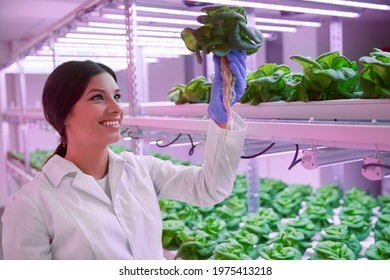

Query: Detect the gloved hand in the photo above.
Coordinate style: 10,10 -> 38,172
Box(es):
208,49 -> 247,124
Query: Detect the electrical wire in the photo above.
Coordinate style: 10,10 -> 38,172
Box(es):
288,144 -> 302,170
362,163 -> 390,170
241,143 -> 275,159
120,128 -> 142,139
155,133 -> 197,156
155,133 -> 182,147
187,134 -> 196,156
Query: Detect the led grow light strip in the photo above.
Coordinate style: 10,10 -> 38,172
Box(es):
77,26 -> 126,34
57,37 -> 189,48
255,18 -> 321,27
66,33 -> 125,41
65,33 -> 187,44
256,25 -> 296,32
134,6 -> 202,17
6,56 -> 130,73
103,14 -> 201,25
57,37 -> 126,45
77,26 -> 182,38
192,0 -> 360,18
303,0 -> 390,11
89,22 -> 185,33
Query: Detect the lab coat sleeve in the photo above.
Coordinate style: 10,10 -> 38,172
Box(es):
2,191 -> 52,260
146,112 -> 247,207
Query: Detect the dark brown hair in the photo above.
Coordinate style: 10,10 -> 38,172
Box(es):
42,60 -> 117,159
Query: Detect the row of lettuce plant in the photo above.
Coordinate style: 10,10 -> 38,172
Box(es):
159,168 -> 390,260
8,149 -> 390,259
168,48 -> 390,104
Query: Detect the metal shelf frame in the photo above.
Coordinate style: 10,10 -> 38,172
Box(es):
5,98 -> 390,153
126,98 -> 390,152
140,99 -> 390,121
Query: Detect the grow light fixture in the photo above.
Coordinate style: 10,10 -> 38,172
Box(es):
134,6 -> 202,17
255,18 -> 321,27
77,27 -> 182,38
64,33 -> 184,46
300,148 -> 383,170
57,37 -> 126,45
191,0 -> 360,18
137,16 -> 200,25
256,25 -> 297,32
103,14 -> 200,26
76,26 -> 126,35
58,36 -> 183,47
89,22 -> 185,33
5,56 -> 130,73
65,33 -> 125,41
88,22 -> 125,29
303,0 -> 390,11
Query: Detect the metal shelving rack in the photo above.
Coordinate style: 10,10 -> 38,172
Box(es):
133,99 -> 390,152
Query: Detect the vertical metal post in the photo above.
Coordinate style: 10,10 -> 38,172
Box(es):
0,69 -> 9,206
330,17 -> 343,54
52,36 -> 59,69
17,62 -> 30,172
246,158 -> 260,213
124,0 -> 140,154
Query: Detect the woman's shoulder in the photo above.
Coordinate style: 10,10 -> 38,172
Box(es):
5,172 -> 51,206
112,150 -> 149,163
111,150 -> 161,172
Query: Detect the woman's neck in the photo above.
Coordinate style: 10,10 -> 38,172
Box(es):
64,144 -> 109,180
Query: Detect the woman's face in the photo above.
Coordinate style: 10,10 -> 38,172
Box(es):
65,72 -> 124,149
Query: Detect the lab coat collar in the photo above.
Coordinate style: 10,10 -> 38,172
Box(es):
42,154 -> 79,188
42,149 -> 126,203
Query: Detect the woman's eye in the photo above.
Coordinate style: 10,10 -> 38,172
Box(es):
114,94 -> 122,101
91,94 -> 104,101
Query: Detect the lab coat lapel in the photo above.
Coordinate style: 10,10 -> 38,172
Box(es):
107,149 -> 125,201
72,172 -> 112,205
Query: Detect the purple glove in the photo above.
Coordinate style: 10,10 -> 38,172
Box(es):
207,49 -> 247,124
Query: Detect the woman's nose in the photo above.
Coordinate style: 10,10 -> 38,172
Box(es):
107,96 -> 123,114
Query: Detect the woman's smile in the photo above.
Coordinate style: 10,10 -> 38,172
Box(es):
100,119 -> 121,128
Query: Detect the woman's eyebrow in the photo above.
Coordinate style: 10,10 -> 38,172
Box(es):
86,88 -> 105,95
86,88 -> 120,96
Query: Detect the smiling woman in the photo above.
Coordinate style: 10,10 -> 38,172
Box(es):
1,55 -> 248,260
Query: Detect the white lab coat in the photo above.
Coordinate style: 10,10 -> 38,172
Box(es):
2,114 -> 247,259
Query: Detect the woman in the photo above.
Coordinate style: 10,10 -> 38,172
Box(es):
2,50 -> 247,259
